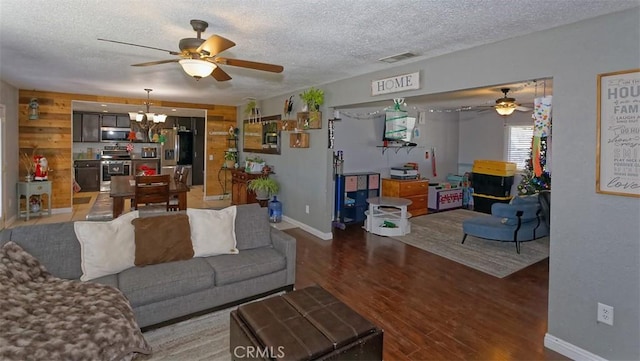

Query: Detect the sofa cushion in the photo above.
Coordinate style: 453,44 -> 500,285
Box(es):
187,206 -> 239,257
234,204 -> 272,250
118,258 -> 215,307
74,211 -> 139,281
0,222 -> 82,280
131,213 -> 194,266
90,274 -> 119,289
204,247 -> 286,286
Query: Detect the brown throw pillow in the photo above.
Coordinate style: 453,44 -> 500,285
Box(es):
131,213 -> 194,267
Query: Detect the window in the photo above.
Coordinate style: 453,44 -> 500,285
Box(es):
507,125 -> 533,170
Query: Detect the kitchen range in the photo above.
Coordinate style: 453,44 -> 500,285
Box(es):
100,145 -> 132,191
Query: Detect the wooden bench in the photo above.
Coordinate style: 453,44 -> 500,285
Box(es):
85,192 -> 113,221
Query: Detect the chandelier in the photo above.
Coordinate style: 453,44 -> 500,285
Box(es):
128,89 -> 167,130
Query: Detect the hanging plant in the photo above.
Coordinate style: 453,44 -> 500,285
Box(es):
300,87 -> 324,111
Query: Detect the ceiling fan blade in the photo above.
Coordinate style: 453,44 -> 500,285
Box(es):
215,57 -> 284,73
211,66 -> 232,81
132,59 -> 180,67
196,35 -> 236,56
516,105 -> 532,112
98,38 -> 180,55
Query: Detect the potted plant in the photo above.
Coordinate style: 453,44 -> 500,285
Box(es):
247,177 -> 279,200
224,151 -> 236,168
299,87 -> 324,129
300,87 -> 324,111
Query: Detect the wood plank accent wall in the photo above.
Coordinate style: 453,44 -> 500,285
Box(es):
18,90 -> 236,209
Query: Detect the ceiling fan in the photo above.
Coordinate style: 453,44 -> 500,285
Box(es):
98,19 -> 284,81
489,88 -> 532,116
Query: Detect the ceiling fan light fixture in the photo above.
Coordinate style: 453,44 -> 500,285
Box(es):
128,112 -> 139,121
136,113 -> 145,122
179,59 -> 216,79
495,103 -> 517,116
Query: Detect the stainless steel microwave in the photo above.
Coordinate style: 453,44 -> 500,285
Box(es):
101,127 -> 130,142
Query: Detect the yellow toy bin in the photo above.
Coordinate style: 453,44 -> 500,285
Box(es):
472,160 -> 517,176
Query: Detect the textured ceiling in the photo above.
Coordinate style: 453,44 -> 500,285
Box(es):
1,0 -> 638,111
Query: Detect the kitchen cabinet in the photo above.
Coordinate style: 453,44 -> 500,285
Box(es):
231,170 -> 266,206
74,160 -> 100,192
73,112 -> 100,142
381,178 -> 429,216
101,114 -> 131,128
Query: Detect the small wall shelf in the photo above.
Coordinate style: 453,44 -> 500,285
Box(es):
297,111 -> 322,129
290,132 -> 310,148
376,144 -> 416,155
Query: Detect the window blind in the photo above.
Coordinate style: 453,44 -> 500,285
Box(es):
507,125 -> 534,170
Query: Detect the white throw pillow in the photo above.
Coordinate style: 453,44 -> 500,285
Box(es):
187,207 -> 239,257
74,211 -> 139,281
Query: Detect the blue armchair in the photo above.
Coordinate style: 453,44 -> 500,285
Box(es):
462,195 -> 548,253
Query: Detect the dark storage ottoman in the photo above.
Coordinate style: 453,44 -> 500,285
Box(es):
230,286 -> 383,361
471,173 -> 515,197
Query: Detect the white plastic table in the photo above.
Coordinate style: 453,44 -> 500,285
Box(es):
364,197 -> 412,236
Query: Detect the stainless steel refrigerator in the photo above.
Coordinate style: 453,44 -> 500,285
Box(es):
160,128 -> 193,186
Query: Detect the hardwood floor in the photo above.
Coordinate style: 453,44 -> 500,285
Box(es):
8,192 -> 566,359
287,223 -> 567,361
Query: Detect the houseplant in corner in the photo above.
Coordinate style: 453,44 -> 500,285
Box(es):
224,152 -> 237,168
299,87 -> 324,129
247,177 -> 279,200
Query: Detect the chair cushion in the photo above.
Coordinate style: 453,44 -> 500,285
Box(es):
118,258 -> 214,307
463,214 -> 547,241
491,202 -> 540,225
203,247 -> 285,286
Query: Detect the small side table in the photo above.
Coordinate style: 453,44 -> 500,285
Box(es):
17,181 -> 52,221
364,196 -> 412,236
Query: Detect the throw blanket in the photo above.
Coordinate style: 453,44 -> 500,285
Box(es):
0,242 -> 151,361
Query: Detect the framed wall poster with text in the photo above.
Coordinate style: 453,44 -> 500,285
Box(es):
596,68 -> 640,197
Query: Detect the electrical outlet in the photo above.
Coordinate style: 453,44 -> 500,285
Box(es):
305,205 -> 310,214
597,302 -> 614,326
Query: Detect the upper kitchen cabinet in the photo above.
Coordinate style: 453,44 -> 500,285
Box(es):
73,112 -> 100,142
101,114 -> 131,128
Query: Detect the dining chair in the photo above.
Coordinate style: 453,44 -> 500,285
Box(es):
168,166 -> 190,211
133,174 -> 171,213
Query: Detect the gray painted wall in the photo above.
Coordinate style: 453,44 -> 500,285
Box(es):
0,80 -> 19,226
334,108 -> 458,181
255,9 -> 640,359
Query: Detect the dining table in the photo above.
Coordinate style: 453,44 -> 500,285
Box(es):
109,175 -> 189,218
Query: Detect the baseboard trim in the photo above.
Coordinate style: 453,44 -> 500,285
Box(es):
544,333 -> 607,361
282,215 -> 333,240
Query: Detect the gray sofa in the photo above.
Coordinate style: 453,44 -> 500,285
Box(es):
0,203 -> 296,329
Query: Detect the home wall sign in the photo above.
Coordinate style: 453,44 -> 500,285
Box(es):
596,68 -> 640,197
371,72 -> 420,96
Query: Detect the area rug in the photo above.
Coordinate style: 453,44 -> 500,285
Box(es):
390,209 -> 549,278
73,196 -> 92,204
140,292 -> 285,360
140,308 -> 231,361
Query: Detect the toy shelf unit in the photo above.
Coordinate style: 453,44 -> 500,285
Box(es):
334,172 -> 380,228
364,197 -> 412,237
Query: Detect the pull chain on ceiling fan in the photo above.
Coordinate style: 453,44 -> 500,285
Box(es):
98,19 -> 283,81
